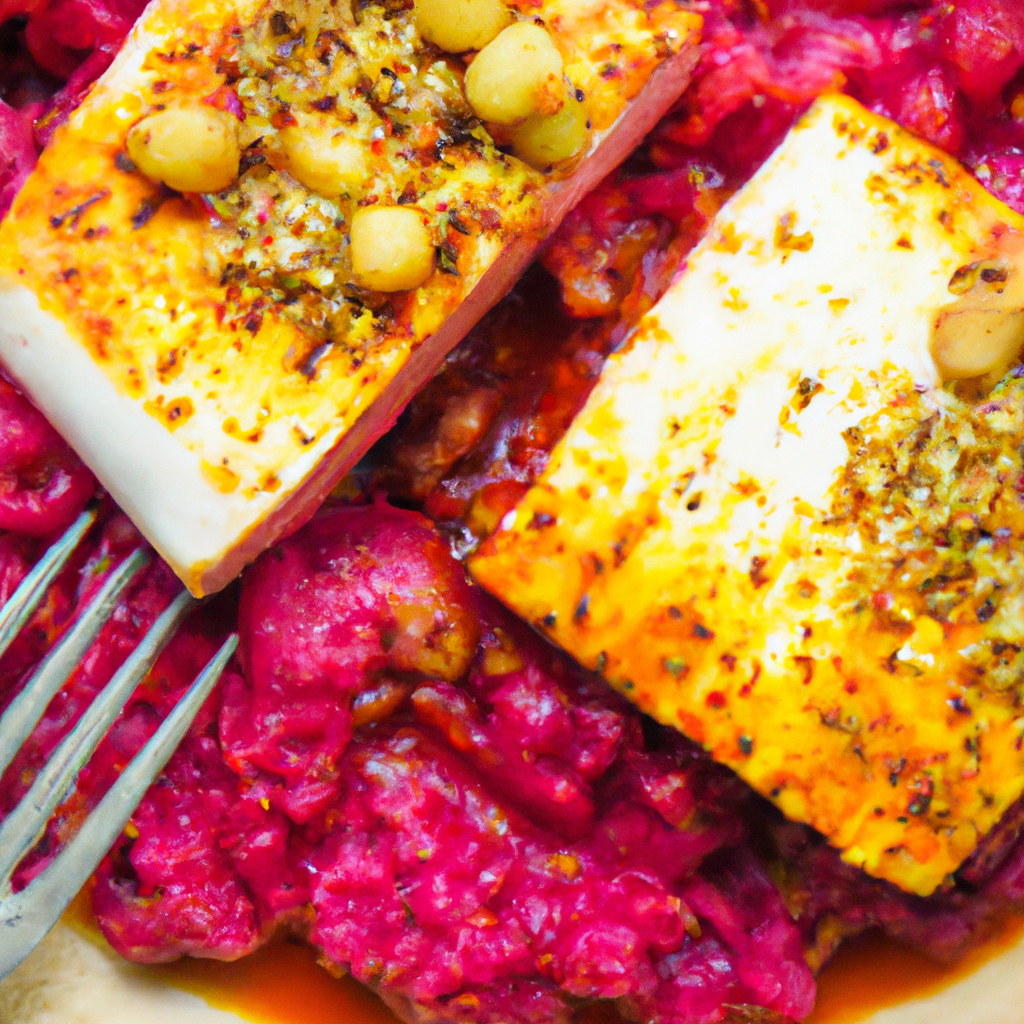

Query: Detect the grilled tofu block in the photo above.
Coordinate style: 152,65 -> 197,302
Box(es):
0,0 -> 700,596
470,93 -> 1024,896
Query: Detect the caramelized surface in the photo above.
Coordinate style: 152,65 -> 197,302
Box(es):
471,95 -> 1024,895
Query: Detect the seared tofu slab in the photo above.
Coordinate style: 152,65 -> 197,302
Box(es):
0,0 -> 700,595
471,94 -> 1024,896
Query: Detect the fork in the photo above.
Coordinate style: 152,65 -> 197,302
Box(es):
0,505 -> 238,980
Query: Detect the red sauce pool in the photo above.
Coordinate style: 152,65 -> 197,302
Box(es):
65,890 -> 1024,1024
806,915 -> 1024,1024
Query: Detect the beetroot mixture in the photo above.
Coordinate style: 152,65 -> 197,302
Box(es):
6,1 -> 1024,1023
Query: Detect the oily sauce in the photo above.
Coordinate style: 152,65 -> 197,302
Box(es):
805,914 -> 1024,1024
162,918 -> 1024,1024
65,889 -> 1024,1024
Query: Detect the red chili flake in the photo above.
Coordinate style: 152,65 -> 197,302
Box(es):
204,86 -> 246,120
262,235 -> 274,246
479,209 -> 501,231
271,107 -> 297,129
793,656 -> 814,686
436,201 -> 449,212
720,653 -> 737,672
705,691 -> 727,709
871,591 -> 893,610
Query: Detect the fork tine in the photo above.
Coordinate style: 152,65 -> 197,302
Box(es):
0,590 -> 196,887
0,547 -> 149,780
0,507 -> 97,664
0,633 -> 238,981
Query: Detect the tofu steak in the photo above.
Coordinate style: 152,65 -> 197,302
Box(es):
471,94 -> 1024,897
0,0 -> 700,595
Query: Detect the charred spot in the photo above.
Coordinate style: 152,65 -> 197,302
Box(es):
574,594 -> 590,621
270,10 -> 293,35
397,181 -> 419,204
240,147 -> 268,173
271,102 -> 297,129
49,190 -> 110,230
437,240 -> 460,276
131,192 -> 169,230
927,158 -> 951,188
692,623 -> 714,640
447,209 -> 471,236
947,695 -> 972,715
354,0 -> 414,21
793,656 -> 814,686
749,556 -> 770,589
300,341 -> 333,379
216,55 -> 241,82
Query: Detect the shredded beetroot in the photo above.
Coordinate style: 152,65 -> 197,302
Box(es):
0,100 -> 35,218
650,0 -> 1024,211
0,377 -> 94,536
90,503 -> 816,1024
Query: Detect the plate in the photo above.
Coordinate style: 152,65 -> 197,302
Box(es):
4,919 -> 1024,1024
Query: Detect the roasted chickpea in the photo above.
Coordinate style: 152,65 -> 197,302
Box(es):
278,125 -> 369,196
465,21 -> 565,126
415,0 -> 511,53
509,87 -> 590,169
350,206 -> 435,292
932,308 -> 1024,380
932,266 -> 1024,382
126,106 -> 240,194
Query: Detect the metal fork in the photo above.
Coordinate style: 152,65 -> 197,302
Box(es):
0,506 -> 238,980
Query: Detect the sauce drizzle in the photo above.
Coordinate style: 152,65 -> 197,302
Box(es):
66,890 -> 1024,1024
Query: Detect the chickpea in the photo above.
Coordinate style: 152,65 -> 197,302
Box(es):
509,87 -> 590,170
932,265 -> 1024,382
932,308 -> 1024,381
126,106 -> 240,194
278,125 -> 369,197
465,21 -> 565,126
415,0 -> 511,53
350,206 -> 436,292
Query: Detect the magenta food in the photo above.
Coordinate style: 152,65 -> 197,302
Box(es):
6,0 -> 1024,1022
2,467 -> 1024,1023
